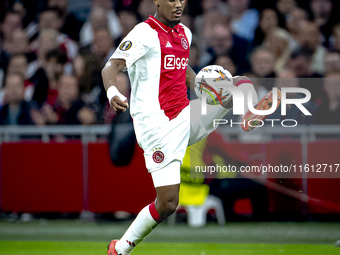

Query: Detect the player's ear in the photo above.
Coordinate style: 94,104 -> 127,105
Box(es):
153,0 -> 160,7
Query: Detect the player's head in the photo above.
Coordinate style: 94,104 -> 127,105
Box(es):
153,0 -> 185,27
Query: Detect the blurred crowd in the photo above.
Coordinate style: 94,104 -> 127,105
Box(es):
0,0 -> 340,126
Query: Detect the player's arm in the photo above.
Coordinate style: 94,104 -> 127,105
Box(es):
186,65 -> 196,91
102,59 -> 128,112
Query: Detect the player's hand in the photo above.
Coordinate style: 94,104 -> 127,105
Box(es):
110,96 -> 129,113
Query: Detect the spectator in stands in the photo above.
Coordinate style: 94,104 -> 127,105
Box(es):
228,0 -> 259,42
249,47 -> 276,90
275,0 -> 296,28
42,75 -> 96,125
287,46 -> 326,105
30,8 -> 78,62
78,28 -> 114,109
27,28 -> 59,79
200,24 -> 250,74
253,9 -> 279,48
116,9 -> 140,46
79,0 -> 122,47
285,7 -> 308,50
30,48 -> 68,107
330,23 -> 340,53
215,56 -> 236,76
273,69 -> 317,124
1,11 -> 23,52
6,29 -> 29,56
264,28 -> 292,73
195,0 -> 228,53
0,11 -> 23,83
48,0 -> 84,42
324,52 -> 340,72
250,47 -> 276,88
0,73 -> 42,125
310,0 -> 336,48
298,21 -> 327,75
6,54 -> 34,103
314,70 -> 340,124
188,40 -> 201,74
137,0 -> 156,21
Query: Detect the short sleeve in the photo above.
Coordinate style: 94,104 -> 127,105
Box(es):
110,23 -> 150,68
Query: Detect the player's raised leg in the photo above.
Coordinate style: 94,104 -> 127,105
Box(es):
107,161 -> 181,255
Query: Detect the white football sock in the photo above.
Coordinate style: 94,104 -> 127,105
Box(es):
115,202 -> 161,255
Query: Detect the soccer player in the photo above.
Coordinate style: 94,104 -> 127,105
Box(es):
102,1 -> 273,254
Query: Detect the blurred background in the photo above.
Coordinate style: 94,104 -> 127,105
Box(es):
0,0 -> 340,247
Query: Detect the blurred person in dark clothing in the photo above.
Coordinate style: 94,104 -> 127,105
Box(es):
48,0 -> 84,42
298,21 -> 327,75
201,24 -> 251,74
116,9 -> 140,46
77,28 -> 114,113
41,75 -> 95,125
314,70 -> 340,124
250,47 -> 276,90
275,0 -> 296,28
30,48 -> 68,107
0,72 -> 42,126
1,11 -> 23,51
253,8 -> 279,48
29,8 -> 78,62
79,0 -> 122,47
215,56 -> 236,76
287,46 -> 326,105
271,69 -> 317,124
0,11 -> 23,77
6,54 -> 35,103
228,0 -> 259,42
285,7 -> 308,50
137,0 -> 156,21
331,23 -> 340,53
310,0 -> 337,48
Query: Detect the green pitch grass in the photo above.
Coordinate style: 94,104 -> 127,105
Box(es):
0,241 -> 339,255
0,220 -> 339,254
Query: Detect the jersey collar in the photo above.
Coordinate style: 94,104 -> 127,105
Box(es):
148,16 -> 180,33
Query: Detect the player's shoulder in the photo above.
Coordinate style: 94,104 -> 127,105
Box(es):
179,23 -> 192,45
179,23 -> 192,35
131,22 -> 156,34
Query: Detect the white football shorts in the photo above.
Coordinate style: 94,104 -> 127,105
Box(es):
134,99 -> 231,187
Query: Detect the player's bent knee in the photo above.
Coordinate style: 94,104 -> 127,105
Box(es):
155,194 -> 179,218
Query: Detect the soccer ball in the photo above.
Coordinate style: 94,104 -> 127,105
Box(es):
194,65 -> 233,106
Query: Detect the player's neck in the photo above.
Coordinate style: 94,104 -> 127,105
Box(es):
154,13 -> 179,29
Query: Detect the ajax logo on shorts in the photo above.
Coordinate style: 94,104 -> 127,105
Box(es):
152,148 -> 164,163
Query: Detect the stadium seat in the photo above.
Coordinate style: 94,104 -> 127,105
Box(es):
168,195 -> 226,228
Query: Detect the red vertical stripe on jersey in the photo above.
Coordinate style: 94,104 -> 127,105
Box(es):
145,17 -> 190,120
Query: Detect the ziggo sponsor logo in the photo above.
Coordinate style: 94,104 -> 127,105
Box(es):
164,55 -> 189,70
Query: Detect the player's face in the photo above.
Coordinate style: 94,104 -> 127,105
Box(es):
154,0 -> 185,26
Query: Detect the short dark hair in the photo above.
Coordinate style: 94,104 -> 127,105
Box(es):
45,48 -> 68,64
1,10 -> 22,24
291,46 -> 314,59
39,7 -> 63,19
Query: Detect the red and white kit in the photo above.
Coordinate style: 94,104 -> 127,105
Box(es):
110,16 -> 229,183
